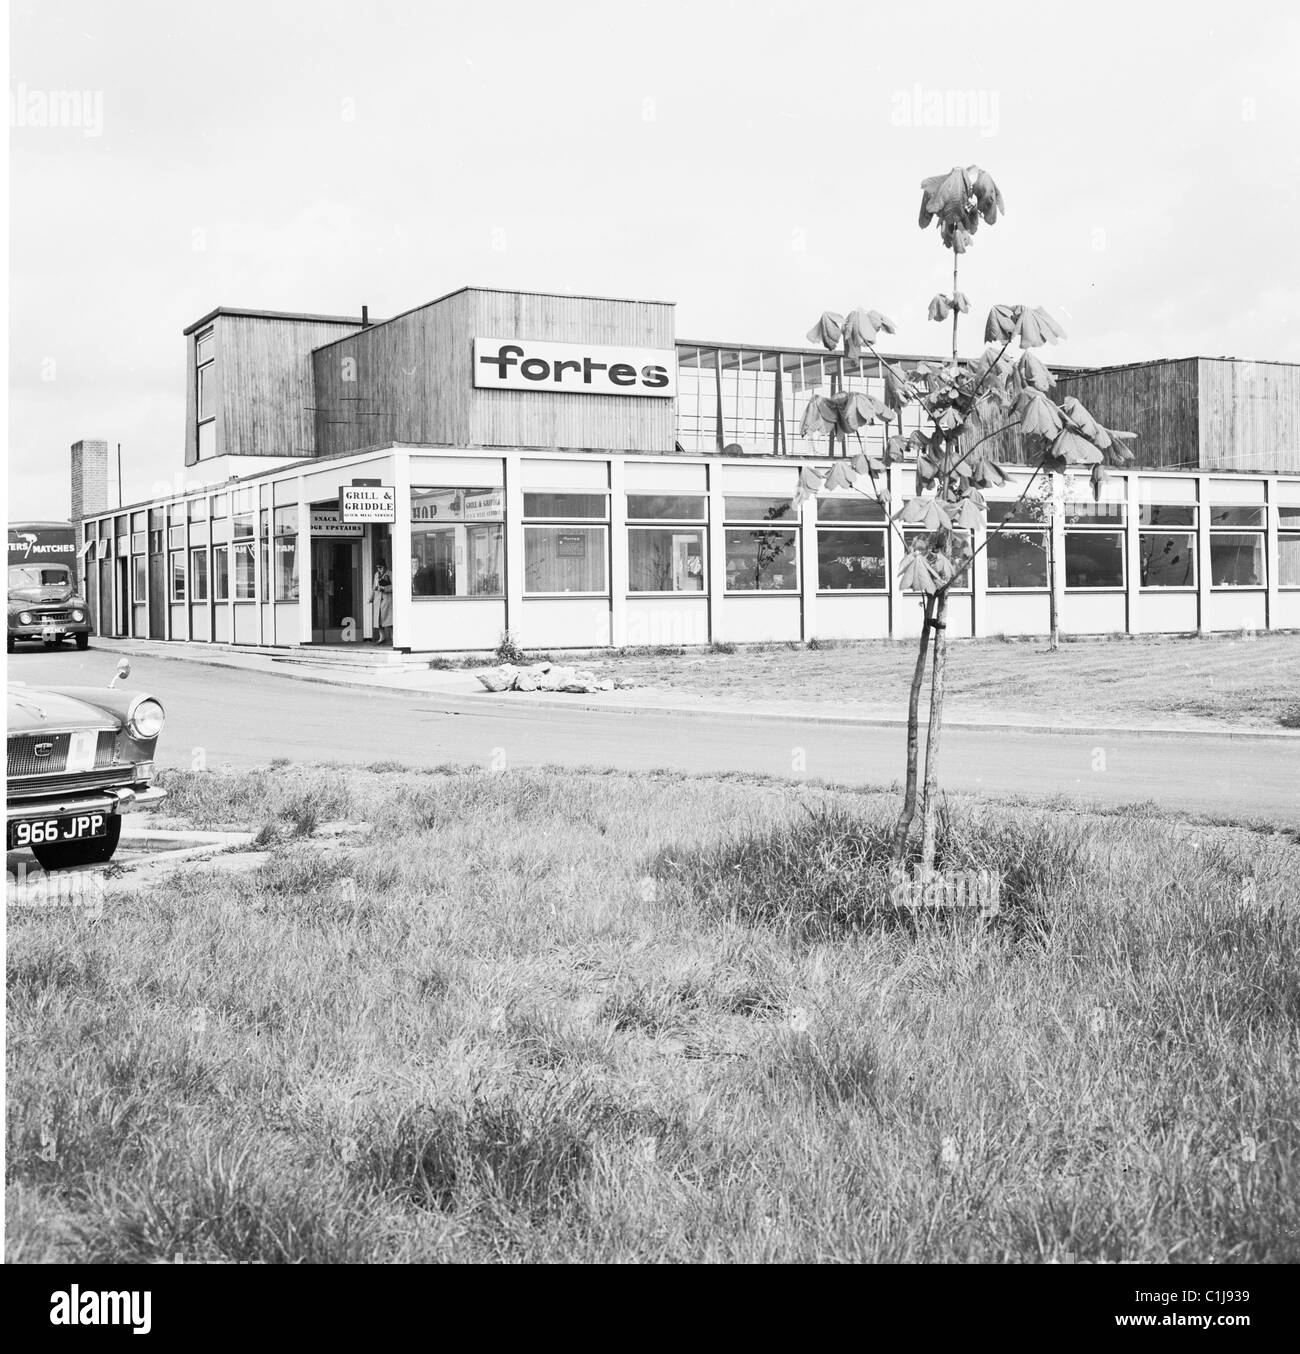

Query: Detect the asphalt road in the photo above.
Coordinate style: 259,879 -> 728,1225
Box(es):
9,646 -> 1298,826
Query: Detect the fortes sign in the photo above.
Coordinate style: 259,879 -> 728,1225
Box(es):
473,337 -> 676,397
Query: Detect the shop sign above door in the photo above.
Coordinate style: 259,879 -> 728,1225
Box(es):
339,481 -> 395,523
473,338 -> 676,397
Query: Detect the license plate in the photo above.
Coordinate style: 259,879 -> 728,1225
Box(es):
8,812 -> 109,850
41,624 -> 63,638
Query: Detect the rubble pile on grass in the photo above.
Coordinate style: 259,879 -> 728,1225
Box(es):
475,661 -> 641,694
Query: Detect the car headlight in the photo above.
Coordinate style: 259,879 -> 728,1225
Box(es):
126,696 -> 166,740
71,609 -> 85,622
19,611 -> 33,624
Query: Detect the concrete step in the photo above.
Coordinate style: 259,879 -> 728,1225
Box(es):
271,646 -> 435,672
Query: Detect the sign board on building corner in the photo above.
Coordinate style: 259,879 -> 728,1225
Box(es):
473,337 -> 677,397
339,482 -> 395,523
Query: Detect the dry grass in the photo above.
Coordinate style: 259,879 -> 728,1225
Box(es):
7,765 -> 1298,1262
506,632 -> 1300,730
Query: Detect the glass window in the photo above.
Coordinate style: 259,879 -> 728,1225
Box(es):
628,527 -> 707,592
725,495 -> 795,523
987,499 -> 1044,526
524,526 -> 607,594
522,492 -> 607,520
233,542 -> 256,599
725,529 -> 798,591
1139,532 -> 1196,587
195,329 -> 213,366
410,523 -> 505,597
170,552 -> 186,601
411,487 -> 505,523
211,492 -> 228,520
627,494 -> 706,521
259,509 -> 269,539
273,505 -> 300,535
130,511 -> 146,532
1139,504 -> 1196,527
190,547 -> 209,601
411,488 -> 505,598
188,496 -> 208,522
1209,533 -> 1264,587
1065,503 -> 1125,526
197,365 -> 215,422
233,512 -> 254,539
168,525 -> 186,550
1065,531 -> 1125,588
816,497 -> 886,523
273,536 -> 299,602
132,555 -> 147,602
131,532 -> 146,555
901,529 -> 973,593
197,422 -> 216,459
1278,506 -> 1300,525
149,507 -> 165,532
987,530 -> 1048,589
213,545 -> 230,601
1209,505 -> 1264,529
817,527 -> 886,591
1279,533 -> 1300,588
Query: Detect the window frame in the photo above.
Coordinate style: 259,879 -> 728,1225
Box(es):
189,546 -> 209,602
626,524 -> 709,595
213,544 -> 230,602
169,551 -> 186,602
195,326 -> 215,457
411,487 -> 507,599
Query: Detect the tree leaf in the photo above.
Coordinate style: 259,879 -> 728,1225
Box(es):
1050,428 -> 1104,464
928,294 -> 952,323
799,465 -> 825,492
1016,388 -> 1065,438
800,395 -> 833,441
952,291 -> 971,313
806,311 -> 844,350
899,549 -> 938,594
823,461 -> 855,492
1017,350 -> 1056,392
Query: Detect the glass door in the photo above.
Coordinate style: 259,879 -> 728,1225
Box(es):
310,539 -> 361,643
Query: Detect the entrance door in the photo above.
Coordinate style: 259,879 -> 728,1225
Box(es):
148,555 -> 166,639
116,558 -> 128,636
311,539 -> 361,643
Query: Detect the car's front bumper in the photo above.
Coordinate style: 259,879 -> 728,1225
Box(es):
6,784 -> 167,825
8,620 -> 92,642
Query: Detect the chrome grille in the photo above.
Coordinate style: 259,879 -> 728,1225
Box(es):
31,610 -> 73,623
8,729 -> 118,778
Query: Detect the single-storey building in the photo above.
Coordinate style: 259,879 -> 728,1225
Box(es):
71,287 -> 1300,651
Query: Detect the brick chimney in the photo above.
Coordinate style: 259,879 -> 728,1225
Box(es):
70,439 -> 113,522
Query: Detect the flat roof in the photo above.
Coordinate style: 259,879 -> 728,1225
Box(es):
310,285 -> 677,353
182,307 -> 374,337
1061,355 -> 1300,377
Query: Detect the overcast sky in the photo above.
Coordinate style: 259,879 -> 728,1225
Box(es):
8,0 -> 1299,517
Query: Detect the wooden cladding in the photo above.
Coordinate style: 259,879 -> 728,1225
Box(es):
218,315 -> 365,459
1198,359 -> 1300,473
311,288 -> 676,457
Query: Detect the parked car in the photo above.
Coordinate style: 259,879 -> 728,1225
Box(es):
7,659 -> 165,869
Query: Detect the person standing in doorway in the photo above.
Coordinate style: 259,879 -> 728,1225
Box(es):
369,557 -> 393,645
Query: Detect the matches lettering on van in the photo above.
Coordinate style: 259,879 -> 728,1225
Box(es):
473,338 -> 676,397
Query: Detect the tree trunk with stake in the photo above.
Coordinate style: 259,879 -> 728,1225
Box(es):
890,590 -> 936,868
